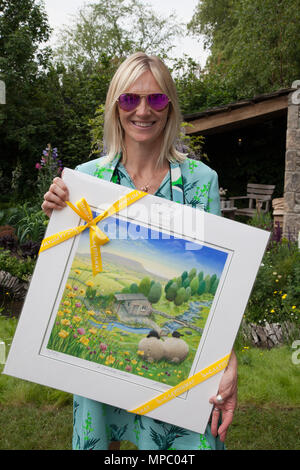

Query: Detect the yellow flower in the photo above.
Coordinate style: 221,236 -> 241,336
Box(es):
74,269 -> 81,275
89,328 -> 97,335
137,350 -> 144,356
73,316 -> 82,323
282,294 -> 287,299
124,351 -> 130,356
119,361 -> 123,366
79,289 -> 85,295
270,309 -> 275,313
105,355 -> 115,365
275,279 -> 279,283
61,318 -> 70,326
138,372 -> 144,376
87,310 -> 95,316
57,310 -> 64,317
58,330 -> 69,339
79,336 -> 89,346
273,291 -> 278,294
66,284 -> 72,290
292,305 -> 296,309
63,300 -> 70,306
105,310 -> 113,315
64,308 -> 71,314
102,325 -> 107,329
99,354 -> 105,359
131,359 -> 137,365
85,280 -> 94,287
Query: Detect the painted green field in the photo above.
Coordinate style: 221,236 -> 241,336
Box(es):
47,256 -> 214,387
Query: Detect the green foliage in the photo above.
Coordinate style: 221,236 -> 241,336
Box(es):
7,203 -> 48,244
188,0 -> 300,98
197,280 -> 206,296
247,210 -> 273,232
55,0 -> 183,68
174,286 -> 186,306
147,282 -> 162,304
245,240 -> 300,325
129,283 -> 139,293
0,249 -> 35,281
190,276 -> 199,295
165,282 -> 178,301
139,277 -> 151,296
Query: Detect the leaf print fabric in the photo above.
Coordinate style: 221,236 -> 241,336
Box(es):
72,155 -> 223,450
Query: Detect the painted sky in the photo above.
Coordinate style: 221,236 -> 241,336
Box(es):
76,216 -> 228,280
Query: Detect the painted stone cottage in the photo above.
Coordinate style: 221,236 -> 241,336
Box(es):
114,293 -> 152,317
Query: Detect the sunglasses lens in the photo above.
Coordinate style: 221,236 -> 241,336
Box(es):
148,94 -> 169,110
118,93 -> 140,111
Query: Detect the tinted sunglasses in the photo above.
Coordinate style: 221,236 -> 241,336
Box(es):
117,93 -> 170,112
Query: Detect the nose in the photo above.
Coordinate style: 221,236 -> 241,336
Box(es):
135,96 -> 151,116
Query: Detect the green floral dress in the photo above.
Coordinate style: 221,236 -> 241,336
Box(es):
72,155 -> 223,450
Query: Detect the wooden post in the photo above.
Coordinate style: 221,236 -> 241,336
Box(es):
0,81 -> 5,104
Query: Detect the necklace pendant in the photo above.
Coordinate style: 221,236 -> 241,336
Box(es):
140,185 -> 149,192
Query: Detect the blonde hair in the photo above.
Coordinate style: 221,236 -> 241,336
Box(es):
103,52 -> 187,166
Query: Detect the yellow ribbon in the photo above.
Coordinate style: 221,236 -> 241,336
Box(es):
39,190 -> 147,275
128,353 -> 230,415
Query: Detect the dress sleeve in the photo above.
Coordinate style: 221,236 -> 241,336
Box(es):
207,170 -> 221,216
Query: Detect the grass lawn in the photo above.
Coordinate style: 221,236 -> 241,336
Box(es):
1,316 -> 299,450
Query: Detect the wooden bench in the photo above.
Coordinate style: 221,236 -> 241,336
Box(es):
229,183 -> 275,218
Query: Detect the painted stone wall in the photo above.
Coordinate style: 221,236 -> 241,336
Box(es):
283,87 -> 300,241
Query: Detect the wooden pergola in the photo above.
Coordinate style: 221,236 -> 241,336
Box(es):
184,89 -> 290,136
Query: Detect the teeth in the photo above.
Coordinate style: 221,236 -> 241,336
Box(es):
133,122 -> 154,127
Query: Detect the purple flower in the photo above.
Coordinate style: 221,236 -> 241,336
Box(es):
35,163 -> 42,170
75,302 -> 81,308
77,328 -> 85,335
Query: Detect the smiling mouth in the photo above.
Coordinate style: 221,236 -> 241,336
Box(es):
131,121 -> 155,128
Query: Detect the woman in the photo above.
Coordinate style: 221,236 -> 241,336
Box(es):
42,52 -> 238,450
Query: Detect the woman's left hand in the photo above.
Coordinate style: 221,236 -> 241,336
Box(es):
209,350 -> 238,442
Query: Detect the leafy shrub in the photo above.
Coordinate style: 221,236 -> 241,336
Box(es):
7,203 -> 48,244
245,240 -> 300,325
0,249 -> 35,281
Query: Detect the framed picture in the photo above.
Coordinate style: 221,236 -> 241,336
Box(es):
3,168 -> 269,433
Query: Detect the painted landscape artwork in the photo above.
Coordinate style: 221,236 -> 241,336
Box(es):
47,213 -> 228,387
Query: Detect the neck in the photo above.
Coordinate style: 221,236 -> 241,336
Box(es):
122,137 -> 167,175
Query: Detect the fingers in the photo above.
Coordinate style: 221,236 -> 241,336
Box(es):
41,177 -> 69,218
217,410 -> 234,442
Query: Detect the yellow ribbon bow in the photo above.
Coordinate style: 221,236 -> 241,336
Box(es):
39,190 -> 147,275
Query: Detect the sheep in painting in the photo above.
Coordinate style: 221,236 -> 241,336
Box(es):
138,330 -> 165,363
163,331 -> 189,364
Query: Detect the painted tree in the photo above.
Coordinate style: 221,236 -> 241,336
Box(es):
147,282 -> 162,304
139,277 -> 151,296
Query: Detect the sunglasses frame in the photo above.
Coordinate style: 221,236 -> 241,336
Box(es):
117,93 -> 171,112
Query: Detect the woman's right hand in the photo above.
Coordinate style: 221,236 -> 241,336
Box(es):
41,177 -> 70,218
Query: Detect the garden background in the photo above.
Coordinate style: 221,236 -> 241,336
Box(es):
0,0 -> 300,450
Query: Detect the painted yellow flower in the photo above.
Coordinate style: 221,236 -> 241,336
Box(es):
64,308 -> 71,314
131,359 -> 137,365
79,336 -> 89,346
74,269 -> 81,275
57,310 -> 64,317
137,350 -> 144,356
58,330 -> 69,339
124,351 -> 130,356
89,328 -> 97,335
99,354 -> 105,359
73,316 -> 82,323
61,318 -> 70,326
102,325 -> 107,329
66,284 -> 72,290
105,310 -> 113,315
87,310 -> 95,316
79,289 -> 85,295
119,361 -> 123,366
105,355 -> 115,365
138,372 -> 144,376
63,300 -> 70,306
86,280 -> 94,287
